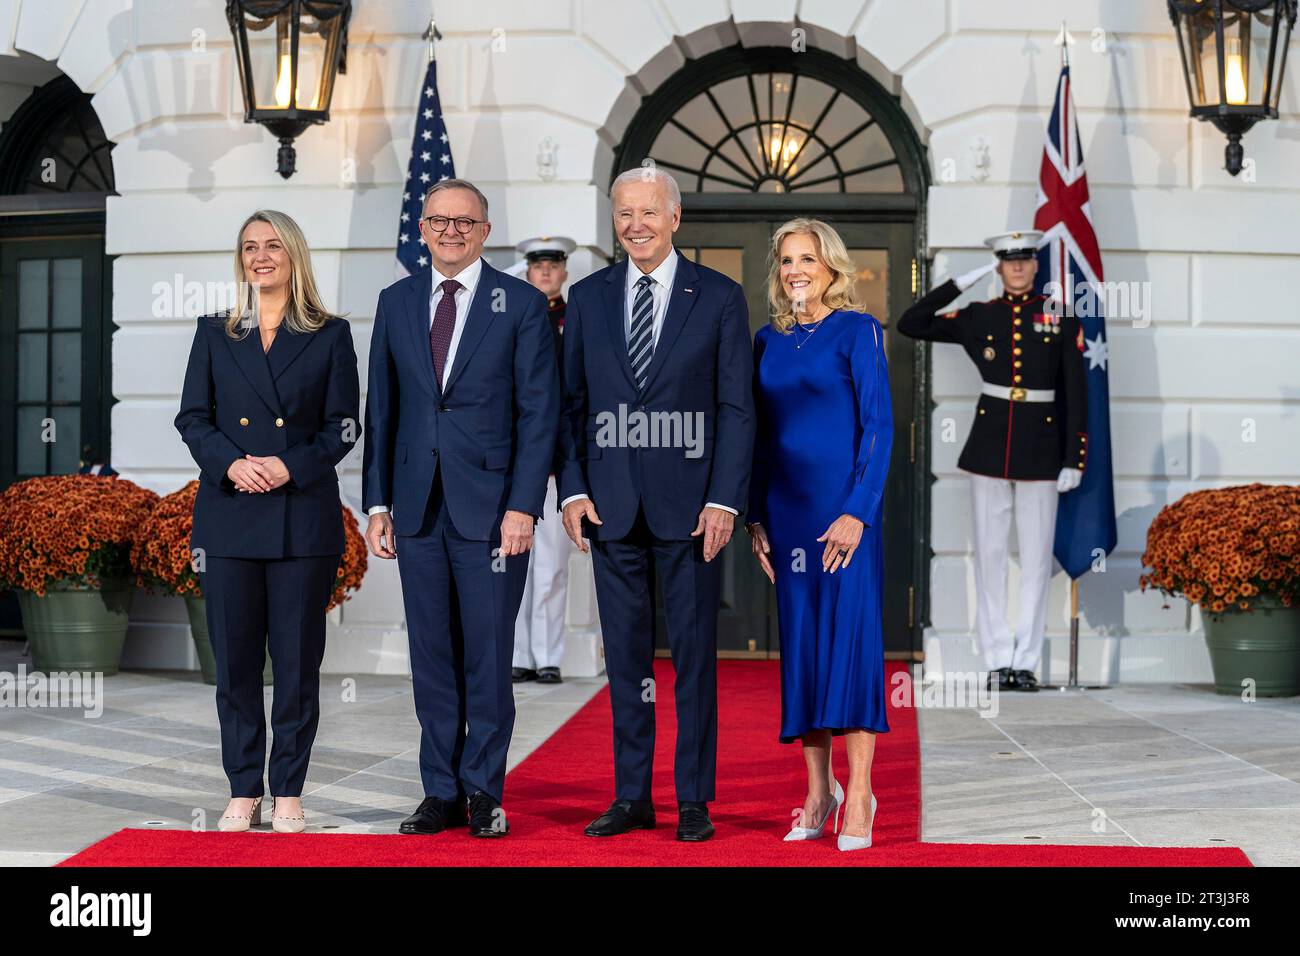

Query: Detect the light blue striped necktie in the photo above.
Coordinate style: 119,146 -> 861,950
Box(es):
628,274 -> 655,389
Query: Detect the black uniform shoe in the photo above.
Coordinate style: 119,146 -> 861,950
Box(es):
467,791 -> 508,837
676,802 -> 715,842
535,666 -> 562,684
986,667 -> 1015,691
399,796 -> 462,834
1012,669 -> 1040,692
512,667 -> 538,683
584,799 -> 656,836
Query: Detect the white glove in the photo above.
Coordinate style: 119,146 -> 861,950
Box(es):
1056,467 -> 1082,493
954,260 -> 997,292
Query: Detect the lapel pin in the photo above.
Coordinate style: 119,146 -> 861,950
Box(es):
683,288 -> 693,293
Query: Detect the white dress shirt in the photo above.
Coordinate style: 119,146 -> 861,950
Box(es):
368,257 -> 483,517
561,247 -> 737,517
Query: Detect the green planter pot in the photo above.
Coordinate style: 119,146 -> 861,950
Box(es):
184,596 -> 273,687
17,578 -> 134,675
1203,597 -> 1300,697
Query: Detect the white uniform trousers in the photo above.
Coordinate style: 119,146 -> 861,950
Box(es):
969,473 -> 1059,673
513,476 -> 571,670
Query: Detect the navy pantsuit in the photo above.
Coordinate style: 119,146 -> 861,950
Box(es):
361,259 -> 559,804
175,313 -> 360,798
558,253 -> 755,803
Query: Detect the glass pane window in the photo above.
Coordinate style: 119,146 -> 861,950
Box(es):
645,68 -> 903,194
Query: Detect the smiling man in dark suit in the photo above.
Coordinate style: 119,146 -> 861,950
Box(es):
362,179 -> 559,838
558,166 -> 755,842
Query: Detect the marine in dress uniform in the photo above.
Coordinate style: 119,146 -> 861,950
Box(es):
509,236 -> 577,684
896,231 -> 1087,691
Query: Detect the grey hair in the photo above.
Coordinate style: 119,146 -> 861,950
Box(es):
423,178 -> 490,219
610,165 -> 681,210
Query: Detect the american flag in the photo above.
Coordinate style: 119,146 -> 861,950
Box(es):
396,57 -> 455,276
1033,63 -> 1117,580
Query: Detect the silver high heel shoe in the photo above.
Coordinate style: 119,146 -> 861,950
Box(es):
271,797 -> 306,834
784,777 -> 844,841
837,793 -> 877,852
217,796 -> 262,832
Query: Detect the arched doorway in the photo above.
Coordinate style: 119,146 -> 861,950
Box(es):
0,68 -> 116,641
613,46 -> 929,659
0,72 -> 116,488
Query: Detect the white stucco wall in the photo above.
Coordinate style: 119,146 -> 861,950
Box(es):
2,0 -> 1296,681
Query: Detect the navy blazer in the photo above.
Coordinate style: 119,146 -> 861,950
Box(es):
361,259 -> 560,540
175,313 -> 361,559
557,253 -> 756,541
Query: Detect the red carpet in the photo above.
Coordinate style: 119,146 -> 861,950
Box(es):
60,661 -> 1249,866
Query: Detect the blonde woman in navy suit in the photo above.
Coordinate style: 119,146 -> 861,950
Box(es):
175,210 -> 360,834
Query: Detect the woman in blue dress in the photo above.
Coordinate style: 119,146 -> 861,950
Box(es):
747,218 -> 893,852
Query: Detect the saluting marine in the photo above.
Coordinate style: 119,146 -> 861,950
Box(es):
509,236 -> 577,684
897,230 -> 1087,692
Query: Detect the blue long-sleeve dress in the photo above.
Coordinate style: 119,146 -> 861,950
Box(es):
750,310 -> 893,742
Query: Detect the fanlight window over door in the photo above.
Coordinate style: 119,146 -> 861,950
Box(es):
645,70 -> 903,194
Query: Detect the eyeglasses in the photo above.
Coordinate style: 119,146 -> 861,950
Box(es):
421,215 -> 486,235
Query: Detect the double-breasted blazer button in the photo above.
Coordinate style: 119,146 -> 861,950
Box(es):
275,417 -> 284,427
239,417 -> 249,426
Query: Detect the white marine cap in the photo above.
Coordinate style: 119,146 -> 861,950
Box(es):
515,235 -> 576,261
984,230 -> 1044,260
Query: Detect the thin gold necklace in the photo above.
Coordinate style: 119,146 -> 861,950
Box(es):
793,306 -> 832,349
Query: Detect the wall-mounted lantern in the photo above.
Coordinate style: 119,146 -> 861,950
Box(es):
1168,0 -> 1296,175
227,0 -> 352,179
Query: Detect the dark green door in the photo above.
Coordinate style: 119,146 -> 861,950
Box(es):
656,218 -> 919,658
0,237 -> 111,488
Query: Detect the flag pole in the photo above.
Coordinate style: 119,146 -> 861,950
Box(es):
1042,18 -> 1110,693
422,9 -> 442,62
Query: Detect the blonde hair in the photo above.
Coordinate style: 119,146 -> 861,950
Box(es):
766,218 -> 864,333
225,209 -> 331,338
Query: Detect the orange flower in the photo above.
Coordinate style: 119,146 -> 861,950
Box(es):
1140,483 -> 1300,614
0,475 -> 159,596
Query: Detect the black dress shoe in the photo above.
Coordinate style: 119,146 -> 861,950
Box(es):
535,666 -> 562,684
676,801 -> 714,842
512,667 -> 538,683
584,799 -> 655,837
399,795 -> 462,834
1012,669 -> 1040,692
467,791 -> 508,837
986,667 -> 1015,691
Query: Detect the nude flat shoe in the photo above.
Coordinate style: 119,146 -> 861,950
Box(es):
217,796 -> 262,832
271,797 -> 306,833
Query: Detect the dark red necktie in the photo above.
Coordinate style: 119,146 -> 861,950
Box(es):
429,278 -> 461,387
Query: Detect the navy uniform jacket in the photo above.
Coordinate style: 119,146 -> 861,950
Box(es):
175,313 -> 361,558
360,259 -> 560,540
896,279 -> 1087,481
556,254 -> 755,541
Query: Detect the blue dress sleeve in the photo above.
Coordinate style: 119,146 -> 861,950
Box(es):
842,315 -> 893,527
747,327 -> 769,526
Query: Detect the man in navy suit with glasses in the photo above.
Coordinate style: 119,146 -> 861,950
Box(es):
362,179 -> 559,838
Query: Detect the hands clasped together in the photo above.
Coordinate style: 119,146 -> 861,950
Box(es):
226,455 -> 290,493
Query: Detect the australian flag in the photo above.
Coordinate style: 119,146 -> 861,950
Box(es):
396,56 -> 455,276
1033,64 -> 1117,580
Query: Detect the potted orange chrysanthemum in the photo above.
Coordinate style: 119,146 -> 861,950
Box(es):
1140,483 -> 1300,696
0,475 -> 159,674
132,481 -> 369,685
